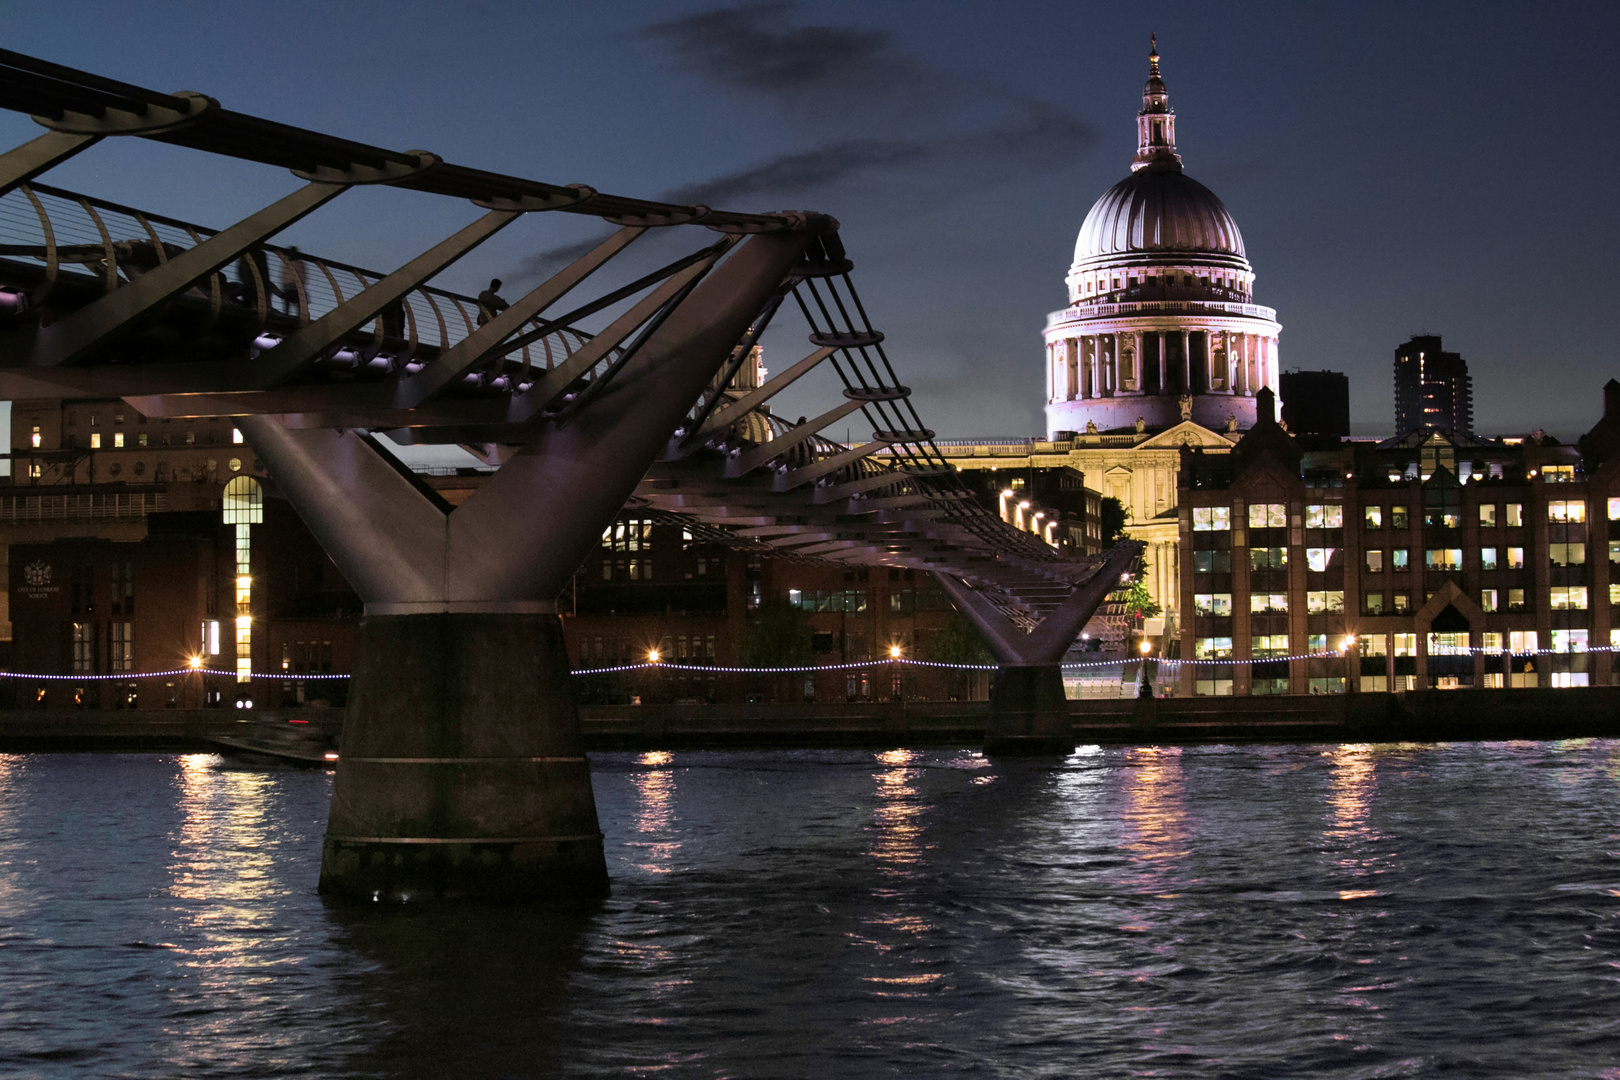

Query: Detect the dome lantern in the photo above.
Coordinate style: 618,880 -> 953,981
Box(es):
1133,34 -> 1182,173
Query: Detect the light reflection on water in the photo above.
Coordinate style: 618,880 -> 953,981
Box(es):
3,742 -> 1620,1077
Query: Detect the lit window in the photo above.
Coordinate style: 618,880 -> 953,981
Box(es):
1306,590 -> 1344,613
1505,503 -> 1522,526
1248,503 -> 1287,528
1305,504 -> 1343,528
1543,465 -> 1575,483
29,425 -> 40,448
1364,506 -> 1382,528
1550,586 -> 1589,610
1507,547 -> 1524,569
90,433 -> 101,449
1192,507 -> 1231,531
1250,593 -> 1288,613
1390,506 -> 1409,529
1479,503 -> 1497,526
1549,542 -> 1586,566
1306,547 -> 1336,572
1550,628 -> 1589,652
1507,588 -> 1526,610
113,432 -> 124,448
1610,497 -> 1620,521
1193,593 -> 1232,616
1481,589 -> 1498,613
1363,592 -> 1384,614
1365,550 -> 1383,572
1392,548 -> 1409,569
1548,500 -> 1586,523
1194,636 -> 1233,659
232,427 -> 244,444
138,433 -> 147,447
1252,634 -> 1289,658
1423,548 -> 1463,570
1509,630 -> 1537,652
1250,547 -> 1287,570
228,458 -> 242,472
1481,547 -> 1497,570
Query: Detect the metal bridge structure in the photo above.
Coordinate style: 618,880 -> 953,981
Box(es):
0,50 -> 1136,902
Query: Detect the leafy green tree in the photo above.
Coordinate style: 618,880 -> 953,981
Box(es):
1099,496 -> 1131,544
738,599 -> 813,665
1120,577 -> 1161,620
925,612 -> 994,665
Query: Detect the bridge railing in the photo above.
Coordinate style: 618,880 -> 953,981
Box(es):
0,182 -> 606,389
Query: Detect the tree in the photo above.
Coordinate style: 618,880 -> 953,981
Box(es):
1099,496 -> 1131,544
925,612 -> 995,700
1120,577 -> 1161,620
738,599 -> 813,701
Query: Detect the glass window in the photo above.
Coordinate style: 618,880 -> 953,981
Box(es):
1307,590 -> 1345,613
1505,503 -> 1522,527
1364,592 -> 1384,614
1194,637 -> 1233,659
1391,506 -> 1409,528
1393,633 -> 1418,656
1365,550 -> 1383,572
1543,465 -> 1575,483
1551,628 -> 1589,652
1481,547 -> 1497,570
1364,506 -> 1383,529
1479,503 -> 1497,526
1392,548 -> 1409,569
1250,547 -> 1287,570
1305,504 -> 1343,528
1393,591 -> 1412,612
1507,547 -> 1524,569
1610,497 -> 1620,521
1549,500 -> 1586,523
1250,593 -> 1288,613
1424,548 -> 1463,570
1508,588 -> 1526,610
1550,586 -> 1589,610
113,432 -> 124,448
1193,550 -> 1231,573
1194,593 -> 1232,616
1306,548 -> 1336,572
1549,542 -> 1586,566
1193,507 -> 1231,531
90,433 -> 101,449
1509,630 -> 1537,653
1252,634 -> 1290,658
1481,589 -> 1498,612
1246,503 -> 1287,528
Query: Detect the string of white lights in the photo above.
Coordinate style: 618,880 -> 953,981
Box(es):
0,668 -> 351,682
8,644 -> 1614,684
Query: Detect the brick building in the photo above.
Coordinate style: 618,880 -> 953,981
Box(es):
1177,384 -> 1620,695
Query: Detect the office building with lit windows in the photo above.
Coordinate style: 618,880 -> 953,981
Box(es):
1394,334 -> 1474,438
1176,383 -> 1620,696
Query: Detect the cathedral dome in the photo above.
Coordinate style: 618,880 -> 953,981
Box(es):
1073,168 -> 1246,265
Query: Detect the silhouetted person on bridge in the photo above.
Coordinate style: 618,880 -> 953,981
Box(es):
276,247 -> 306,317
477,278 -> 509,326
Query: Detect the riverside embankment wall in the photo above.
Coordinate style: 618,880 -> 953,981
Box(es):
3,688 -> 1619,752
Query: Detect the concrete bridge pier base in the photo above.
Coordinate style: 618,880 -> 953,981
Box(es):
983,664 -> 1073,756
934,543 -> 1142,758
318,610 -> 607,904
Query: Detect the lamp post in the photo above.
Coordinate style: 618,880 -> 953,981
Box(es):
1340,634 -> 1357,695
889,643 -> 903,701
1138,637 -> 1154,698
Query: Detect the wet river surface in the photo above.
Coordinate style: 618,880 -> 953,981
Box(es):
3,742 -> 1620,1077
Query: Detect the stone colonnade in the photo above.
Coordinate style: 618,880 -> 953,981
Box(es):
1046,328 -> 1277,405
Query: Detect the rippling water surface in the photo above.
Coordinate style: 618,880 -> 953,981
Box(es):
3,742 -> 1620,1077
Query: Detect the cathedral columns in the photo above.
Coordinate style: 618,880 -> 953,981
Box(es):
1065,337 -> 1079,401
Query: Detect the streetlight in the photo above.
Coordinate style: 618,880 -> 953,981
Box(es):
889,643 -> 902,659
647,648 -> 661,664
1138,637 -> 1154,698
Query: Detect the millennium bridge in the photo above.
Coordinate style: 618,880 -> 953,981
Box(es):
0,49 -> 1134,901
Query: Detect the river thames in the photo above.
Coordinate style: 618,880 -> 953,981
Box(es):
2,742 -> 1619,1077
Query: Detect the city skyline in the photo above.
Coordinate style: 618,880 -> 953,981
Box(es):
1,2 -> 1615,439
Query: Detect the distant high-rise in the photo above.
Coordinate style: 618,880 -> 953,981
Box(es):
1394,334 -> 1472,438
1279,369 -> 1350,437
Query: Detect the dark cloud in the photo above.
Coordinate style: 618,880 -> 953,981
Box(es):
640,2 -> 909,101
506,3 -> 1096,283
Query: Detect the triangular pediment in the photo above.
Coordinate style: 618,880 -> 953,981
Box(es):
1137,421 -> 1235,450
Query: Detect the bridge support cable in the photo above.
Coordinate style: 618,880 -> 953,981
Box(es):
231,225 -> 821,903
933,544 -> 1141,755
394,224 -> 646,406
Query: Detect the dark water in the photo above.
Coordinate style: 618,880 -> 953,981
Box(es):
3,743 -> 1620,1078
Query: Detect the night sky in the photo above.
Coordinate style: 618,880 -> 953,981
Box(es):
4,1 -> 1617,439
